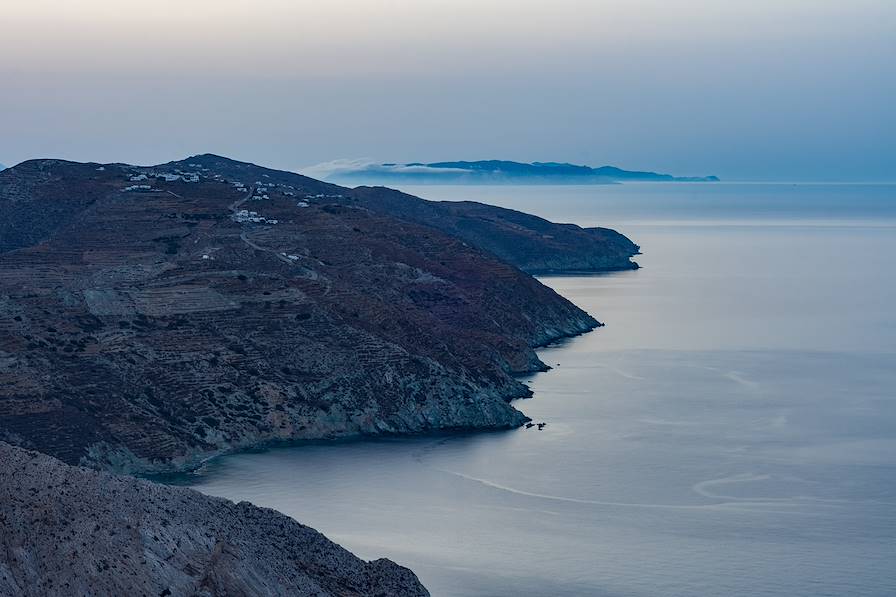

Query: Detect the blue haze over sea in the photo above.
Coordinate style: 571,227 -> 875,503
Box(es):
174,183 -> 896,596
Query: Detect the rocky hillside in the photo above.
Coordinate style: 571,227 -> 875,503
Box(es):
170,154 -> 641,273
0,441 -> 429,597
0,155 -> 613,473
345,186 -> 640,273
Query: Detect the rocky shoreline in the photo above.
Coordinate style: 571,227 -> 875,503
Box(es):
85,308 -> 600,476
145,312 -> 601,478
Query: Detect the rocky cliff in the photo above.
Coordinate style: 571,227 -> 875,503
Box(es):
0,441 -> 429,597
0,155 -> 611,473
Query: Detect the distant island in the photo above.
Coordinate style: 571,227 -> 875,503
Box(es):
305,159 -> 720,185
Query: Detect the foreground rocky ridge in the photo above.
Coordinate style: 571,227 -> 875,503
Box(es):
0,155 -> 620,473
0,441 -> 428,596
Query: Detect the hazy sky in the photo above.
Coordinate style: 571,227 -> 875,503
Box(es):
1,1 -> 894,180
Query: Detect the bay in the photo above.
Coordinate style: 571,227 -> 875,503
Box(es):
175,183 -> 896,597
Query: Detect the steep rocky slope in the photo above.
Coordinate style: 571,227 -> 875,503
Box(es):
0,156 -> 610,473
345,186 -> 640,273
0,441 -> 428,597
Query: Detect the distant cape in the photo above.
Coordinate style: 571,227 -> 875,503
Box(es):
304,159 -> 719,185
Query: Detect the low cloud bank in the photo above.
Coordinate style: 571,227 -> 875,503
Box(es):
299,159 -> 467,181
298,159 -> 719,185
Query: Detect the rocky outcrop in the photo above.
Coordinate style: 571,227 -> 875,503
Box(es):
0,156 -> 605,473
0,441 -> 429,597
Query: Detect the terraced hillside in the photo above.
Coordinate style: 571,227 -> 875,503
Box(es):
0,155 -> 632,472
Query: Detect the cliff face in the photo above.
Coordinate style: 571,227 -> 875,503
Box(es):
0,156 -> 602,473
0,441 -> 429,597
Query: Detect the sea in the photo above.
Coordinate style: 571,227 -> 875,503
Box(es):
173,183 -> 896,596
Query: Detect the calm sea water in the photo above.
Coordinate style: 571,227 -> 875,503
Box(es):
175,183 -> 896,596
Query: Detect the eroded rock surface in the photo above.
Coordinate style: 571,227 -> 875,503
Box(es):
0,441 -> 428,597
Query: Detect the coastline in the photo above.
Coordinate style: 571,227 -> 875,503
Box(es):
527,263 -> 639,276
133,308 -> 602,478
150,305 -> 602,483
1,155 -> 634,478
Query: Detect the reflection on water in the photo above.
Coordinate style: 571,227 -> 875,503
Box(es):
176,184 -> 896,597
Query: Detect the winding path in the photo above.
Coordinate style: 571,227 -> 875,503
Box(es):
227,186 -> 332,293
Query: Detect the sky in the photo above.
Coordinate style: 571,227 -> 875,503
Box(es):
1,0 -> 894,181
